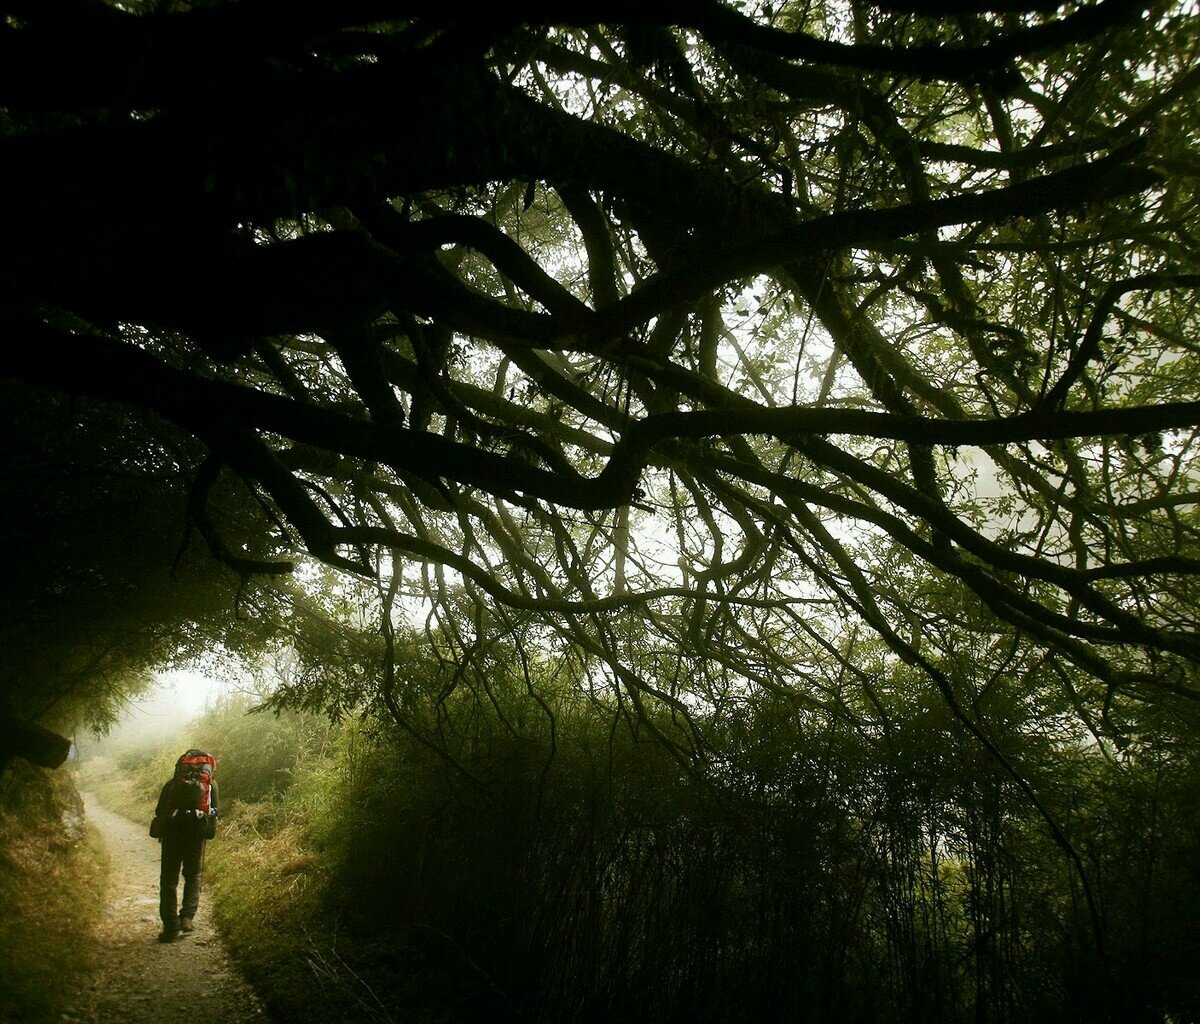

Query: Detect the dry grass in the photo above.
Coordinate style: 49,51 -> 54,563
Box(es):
0,763 -> 108,1024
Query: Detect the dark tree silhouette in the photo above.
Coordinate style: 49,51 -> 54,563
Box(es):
3,0 -> 1199,754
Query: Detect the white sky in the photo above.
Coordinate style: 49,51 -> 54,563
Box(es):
151,667 -> 230,718
82,668 -> 233,755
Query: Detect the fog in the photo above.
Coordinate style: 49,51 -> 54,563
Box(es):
77,669 -> 230,760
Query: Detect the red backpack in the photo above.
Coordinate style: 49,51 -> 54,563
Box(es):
166,749 -> 216,817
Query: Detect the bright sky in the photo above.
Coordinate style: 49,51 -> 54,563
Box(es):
152,668 -> 229,718
86,668 -> 233,754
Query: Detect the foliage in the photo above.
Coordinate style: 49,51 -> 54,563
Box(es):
0,385 -> 300,734
0,763 -> 107,1024
88,637 -> 1200,1024
81,689 -> 337,815
4,0 -> 1200,753
160,689 -> 340,805
8,3 -> 1200,1019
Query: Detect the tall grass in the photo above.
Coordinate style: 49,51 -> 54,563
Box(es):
83,670 -> 1200,1024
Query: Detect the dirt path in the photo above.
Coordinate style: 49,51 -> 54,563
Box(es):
62,794 -> 269,1024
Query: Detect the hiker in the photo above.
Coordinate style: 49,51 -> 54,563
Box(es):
150,748 -> 219,942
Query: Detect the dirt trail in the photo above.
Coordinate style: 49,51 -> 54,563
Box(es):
62,794 -> 269,1024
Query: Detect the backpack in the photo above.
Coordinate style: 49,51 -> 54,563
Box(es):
164,749 -> 216,835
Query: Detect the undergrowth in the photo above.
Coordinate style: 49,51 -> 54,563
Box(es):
79,748 -> 175,823
207,803 -> 427,1024
0,762 -> 107,1024
82,678 -> 1200,1024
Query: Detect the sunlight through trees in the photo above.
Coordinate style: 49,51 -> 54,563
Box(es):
3,2 -> 1200,1017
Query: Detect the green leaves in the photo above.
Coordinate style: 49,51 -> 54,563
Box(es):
4,4 -> 1200,921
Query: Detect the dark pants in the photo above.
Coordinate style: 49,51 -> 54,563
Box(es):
160,828 -> 206,927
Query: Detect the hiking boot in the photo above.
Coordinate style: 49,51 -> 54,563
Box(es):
157,927 -> 179,943
179,917 -> 195,933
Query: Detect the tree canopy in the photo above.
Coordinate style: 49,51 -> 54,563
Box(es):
3,0 -> 1200,771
